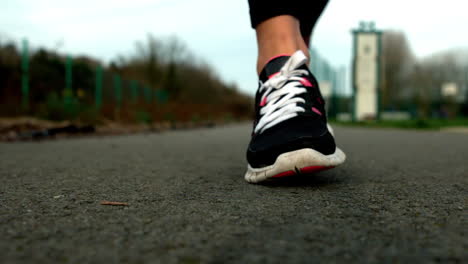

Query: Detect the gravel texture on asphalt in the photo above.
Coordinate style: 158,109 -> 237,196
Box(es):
0,124 -> 466,264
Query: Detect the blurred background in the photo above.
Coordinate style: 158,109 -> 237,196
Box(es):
1,0 -> 467,138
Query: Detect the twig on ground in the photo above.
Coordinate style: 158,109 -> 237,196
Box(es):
100,201 -> 129,206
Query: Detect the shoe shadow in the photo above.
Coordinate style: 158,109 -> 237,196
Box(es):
257,170 -> 347,188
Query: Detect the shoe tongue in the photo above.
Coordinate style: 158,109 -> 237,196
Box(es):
259,55 -> 290,82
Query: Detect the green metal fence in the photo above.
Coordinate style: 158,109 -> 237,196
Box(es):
19,38 -> 168,119
21,39 -> 29,109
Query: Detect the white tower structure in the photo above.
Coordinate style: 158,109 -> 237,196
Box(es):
352,21 -> 382,121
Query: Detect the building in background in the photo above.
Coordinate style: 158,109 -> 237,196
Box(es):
351,21 -> 382,121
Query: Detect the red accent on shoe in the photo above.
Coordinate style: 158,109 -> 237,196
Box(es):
312,107 -> 322,116
317,98 -> 323,104
260,97 -> 267,107
300,78 -> 313,87
266,54 -> 290,64
300,165 -> 334,174
271,170 -> 296,178
268,72 -> 279,79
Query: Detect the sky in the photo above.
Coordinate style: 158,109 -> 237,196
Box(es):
2,0 -> 468,95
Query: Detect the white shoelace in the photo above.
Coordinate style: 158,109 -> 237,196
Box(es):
254,50 -> 309,134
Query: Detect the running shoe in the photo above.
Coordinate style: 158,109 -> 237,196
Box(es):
245,50 -> 346,183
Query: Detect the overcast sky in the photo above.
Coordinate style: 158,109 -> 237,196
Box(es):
2,0 -> 467,95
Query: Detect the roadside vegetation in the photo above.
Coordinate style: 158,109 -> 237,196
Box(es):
0,34 -> 253,125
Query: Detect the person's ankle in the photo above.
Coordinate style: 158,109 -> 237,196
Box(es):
257,53 -> 291,74
255,15 -> 303,74
256,37 -> 298,73
256,48 -> 310,74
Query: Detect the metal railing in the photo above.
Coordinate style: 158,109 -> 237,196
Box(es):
18,39 -> 168,116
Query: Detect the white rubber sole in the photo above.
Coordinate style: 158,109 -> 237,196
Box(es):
244,147 -> 346,183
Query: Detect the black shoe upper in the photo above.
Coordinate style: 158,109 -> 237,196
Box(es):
247,54 -> 336,168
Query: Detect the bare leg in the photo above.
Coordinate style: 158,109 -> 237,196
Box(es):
255,15 -> 309,74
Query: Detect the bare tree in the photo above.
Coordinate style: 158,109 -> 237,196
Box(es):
134,34 -> 164,88
381,31 -> 416,109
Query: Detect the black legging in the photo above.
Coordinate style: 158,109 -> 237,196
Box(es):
248,0 -> 329,38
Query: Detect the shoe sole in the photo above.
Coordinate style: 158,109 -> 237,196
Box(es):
244,147 -> 346,183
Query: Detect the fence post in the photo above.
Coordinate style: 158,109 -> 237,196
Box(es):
21,39 -> 29,109
144,86 -> 151,103
130,80 -> 138,103
113,74 -> 122,110
95,66 -> 103,110
64,55 -> 73,107
156,90 -> 168,104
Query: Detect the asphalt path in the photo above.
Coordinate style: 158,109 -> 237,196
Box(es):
0,124 -> 466,263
